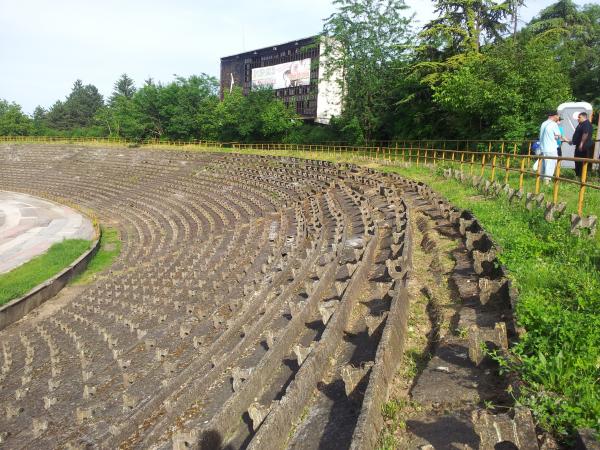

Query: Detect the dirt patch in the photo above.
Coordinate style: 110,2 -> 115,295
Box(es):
380,209 -> 460,447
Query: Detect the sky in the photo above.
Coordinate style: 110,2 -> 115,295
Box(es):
0,0 -> 588,114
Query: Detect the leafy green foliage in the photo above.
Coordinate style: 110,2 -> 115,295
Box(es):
391,165 -> 600,441
421,0 -> 510,54
45,79 -> 104,130
432,39 -> 572,138
0,0 -> 597,144
525,0 -> 600,106
111,73 -> 136,102
322,0 -> 412,141
215,87 -> 300,142
0,100 -> 33,135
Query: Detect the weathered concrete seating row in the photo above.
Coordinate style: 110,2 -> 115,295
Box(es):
0,146 -> 416,449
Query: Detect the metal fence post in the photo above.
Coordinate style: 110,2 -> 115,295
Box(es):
577,162 -> 588,216
519,158 -> 527,191
553,160 -> 561,204
480,154 -> 486,177
535,156 -> 543,194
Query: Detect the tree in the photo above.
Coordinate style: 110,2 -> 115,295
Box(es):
131,80 -> 165,138
432,38 -> 572,138
215,87 -> 300,142
46,80 -> 104,130
32,106 -> 48,134
215,87 -> 247,142
420,0 -> 511,55
524,0 -> 600,106
110,73 -> 136,104
45,101 -> 69,130
259,96 -> 300,139
158,74 -> 219,140
0,100 -> 33,135
322,0 -> 413,141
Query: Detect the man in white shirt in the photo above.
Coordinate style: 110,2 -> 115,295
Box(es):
539,111 -> 566,184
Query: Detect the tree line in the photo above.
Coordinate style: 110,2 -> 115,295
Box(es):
0,0 -> 598,144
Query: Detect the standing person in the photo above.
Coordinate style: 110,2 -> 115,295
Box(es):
539,112 -> 564,184
570,112 -> 594,178
556,116 -> 565,157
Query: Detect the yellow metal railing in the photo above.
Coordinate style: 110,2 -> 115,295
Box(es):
1,136 -> 598,216
231,142 -> 600,217
0,135 -> 222,148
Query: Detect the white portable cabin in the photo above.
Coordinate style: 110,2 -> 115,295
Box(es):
557,102 -> 594,168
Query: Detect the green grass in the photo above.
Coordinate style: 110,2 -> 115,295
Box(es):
6,141 -> 598,440
0,239 -> 92,305
193,144 -> 599,441
383,164 -> 600,442
203,147 -> 600,217
168,145 -> 600,440
71,226 -> 121,285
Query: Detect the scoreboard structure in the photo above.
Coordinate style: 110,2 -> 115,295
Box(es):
220,35 -> 342,124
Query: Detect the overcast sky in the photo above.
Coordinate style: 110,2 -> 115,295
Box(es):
0,0 -> 585,114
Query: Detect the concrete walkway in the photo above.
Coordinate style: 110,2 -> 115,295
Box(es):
0,191 -> 94,274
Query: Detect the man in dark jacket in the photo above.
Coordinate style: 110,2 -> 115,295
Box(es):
570,112 -> 594,178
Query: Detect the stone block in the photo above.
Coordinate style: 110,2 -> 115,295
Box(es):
293,343 -> 314,366
468,322 -> 508,366
525,192 -> 544,211
48,379 -> 60,391
473,250 -> 497,276
83,385 -> 96,400
76,407 -> 94,424
248,402 -> 272,432
264,330 -> 275,349
571,214 -> 598,238
478,277 -> 509,305
231,367 -> 253,392
172,431 -> 198,450
465,231 -> 494,253
319,300 -> 339,325
43,396 -> 57,409
288,300 -> 306,318
472,407 -> 538,450
341,361 -> 374,397
364,312 -> 388,336
123,393 -> 137,411
544,202 -> 567,222
32,418 -> 48,437
5,403 -> 24,418
574,429 -> 600,450
179,323 -> 192,338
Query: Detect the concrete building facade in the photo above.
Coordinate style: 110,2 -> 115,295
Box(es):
220,36 -> 342,124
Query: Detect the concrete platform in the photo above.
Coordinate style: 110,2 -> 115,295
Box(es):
0,191 -> 94,274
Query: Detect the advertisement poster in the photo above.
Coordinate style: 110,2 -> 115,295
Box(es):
251,58 -> 311,89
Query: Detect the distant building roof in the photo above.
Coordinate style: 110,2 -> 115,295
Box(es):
220,35 -> 319,61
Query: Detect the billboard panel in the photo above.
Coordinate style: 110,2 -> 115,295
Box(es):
252,58 -> 311,90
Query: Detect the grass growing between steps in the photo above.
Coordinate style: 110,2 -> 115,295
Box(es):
0,239 -> 92,305
192,146 -> 599,440
381,164 -> 600,443
71,226 -> 121,285
183,145 -> 598,441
